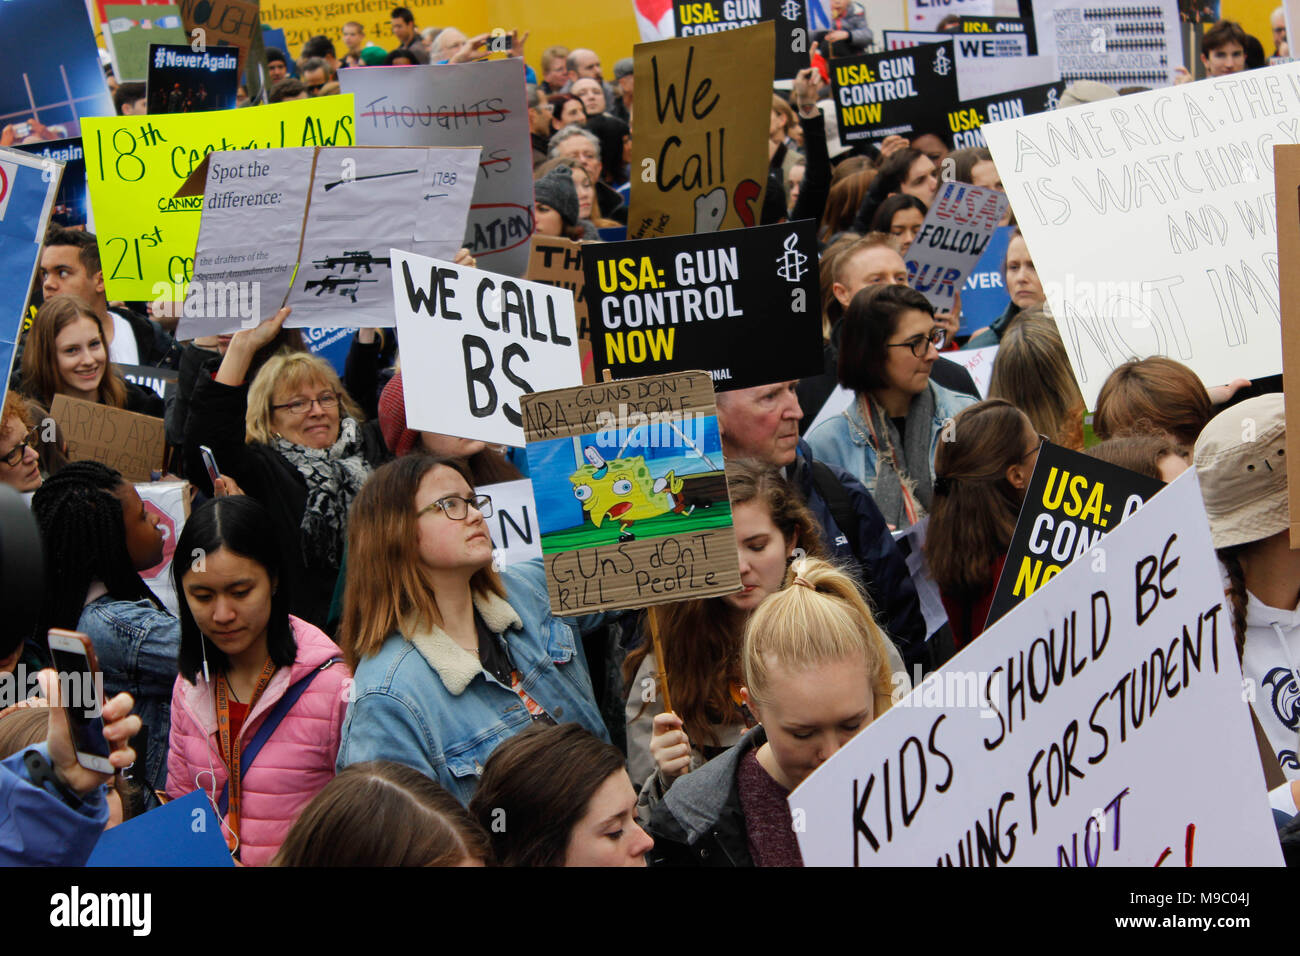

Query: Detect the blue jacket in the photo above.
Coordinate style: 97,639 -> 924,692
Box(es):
0,744 -> 109,866
790,440 -> 928,667
805,382 -> 976,503
79,596 -> 180,793
337,559 -> 609,805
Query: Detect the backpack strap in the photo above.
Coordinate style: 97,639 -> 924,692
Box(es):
810,460 -> 862,559
217,658 -> 341,819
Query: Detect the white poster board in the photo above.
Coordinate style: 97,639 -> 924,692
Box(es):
391,248 -> 582,447
792,470 -> 1284,866
482,478 -> 543,569
340,59 -> 536,278
983,65 -> 1300,408
1031,0 -> 1183,88
137,481 -> 188,617
906,182 -> 1009,311
952,344 -> 998,396
907,0 -> 994,30
179,145 -> 478,336
958,53 -> 1061,100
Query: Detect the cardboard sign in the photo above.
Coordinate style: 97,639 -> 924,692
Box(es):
178,144 -> 479,336
481,478 -> 543,567
13,138 -> 88,228
49,394 -> 166,483
982,65 -> 1300,408
527,235 -> 594,385
906,182 -> 1009,311
175,0 -> 260,81
960,224 -> 1013,334
0,0 -> 114,141
672,0 -> 807,80
907,0 -> 993,30
520,371 -> 741,615
830,42 -> 960,147
1275,145 -> 1300,549
0,147 -> 63,390
986,441 -> 1164,628
147,43 -> 241,114
584,219 -> 823,390
792,470 -> 1284,866
136,479 -> 189,616
1032,0 -> 1183,87
946,82 -> 1062,150
103,4 -> 187,83
87,789 -> 233,866
390,248 -> 582,448
628,22 -> 773,239
340,59 -> 535,278
81,96 -> 355,300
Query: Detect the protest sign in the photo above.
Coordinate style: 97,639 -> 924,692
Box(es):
103,4 -> 187,83
671,0 -> 807,80
521,370 -> 741,615
481,478 -> 543,567
136,479 -> 188,615
983,65 -> 1300,408
50,394 -> 166,483
174,0 -> 260,80
0,147 -> 63,389
830,42 -> 960,147
792,470 -> 1284,866
584,219 -> 822,390
528,235 -> 595,385
628,22 -> 773,238
957,53 -> 1061,100
81,96 -> 355,300
885,28 -> 1028,58
87,789 -> 233,867
1274,145 -> 1300,548
391,248 -> 582,447
118,364 -> 179,404
905,182 -> 1009,311
303,326 -> 356,376
959,15 -> 1036,53
951,345 -> 998,396
907,0 -> 994,29
13,139 -> 88,228
147,44 -> 241,113
0,0 -> 114,141
1031,0 -> 1183,87
341,59 -> 536,277
960,224 -> 1013,334
986,441 -> 1164,628
177,144 -> 478,336
945,82 -> 1062,151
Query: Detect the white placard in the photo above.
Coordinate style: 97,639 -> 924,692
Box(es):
391,248 -> 582,447
341,59 -> 536,278
906,181 -> 1010,311
957,53 -> 1061,100
792,470 -> 1284,866
952,344 -> 998,397
1031,0 -> 1183,88
885,28 -> 1028,57
907,0 -> 995,31
482,478 -> 543,567
983,65 -> 1300,408
137,481 -> 188,617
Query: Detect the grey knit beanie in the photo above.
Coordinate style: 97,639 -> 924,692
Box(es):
534,165 -> 579,227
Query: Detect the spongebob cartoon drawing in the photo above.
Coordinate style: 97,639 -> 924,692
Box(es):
570,447 -> 695,541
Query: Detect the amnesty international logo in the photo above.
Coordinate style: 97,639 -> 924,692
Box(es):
1045,88 -> 1060,110
933,46 -> 953,76
776,232 -> 807,283
780,0 -> 803,22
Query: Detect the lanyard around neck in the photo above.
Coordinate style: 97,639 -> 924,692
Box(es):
215,658 -> 277,849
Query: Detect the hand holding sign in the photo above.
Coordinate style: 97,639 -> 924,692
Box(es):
651,712 -> 693,781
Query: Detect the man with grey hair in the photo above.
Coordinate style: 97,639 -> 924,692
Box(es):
549,126 -> 625,223
610,57 -> 633,124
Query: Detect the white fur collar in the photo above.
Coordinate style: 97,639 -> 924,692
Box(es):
406,589 -> 523,696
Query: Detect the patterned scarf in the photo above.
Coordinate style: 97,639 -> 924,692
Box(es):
274,416 -> 370,569
854,386 -> 936,530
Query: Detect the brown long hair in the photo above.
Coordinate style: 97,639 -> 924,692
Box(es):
925,399 -> 1033,599
1093,356 -> 1212,448
819,167 -> 875,241
988,312 -> 1085,450
22,296 -> 128,409
621,459 -> 824,748
1218,544 -> 1249,662
272,761 -> 494,866
339,455 -> 506,671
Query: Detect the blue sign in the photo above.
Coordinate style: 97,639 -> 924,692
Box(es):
87,789 -> 234,867
0,147 -> 63,388
959,224 -> 1013,337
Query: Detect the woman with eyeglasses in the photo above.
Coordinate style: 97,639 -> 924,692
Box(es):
806,284 -> 975,530
335,455 -> 610,806
0,392 -> 45,493
184,308 -> 387,630
923,400 -> 1042,650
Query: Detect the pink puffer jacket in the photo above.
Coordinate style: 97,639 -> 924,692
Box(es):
165,617 -> 351,866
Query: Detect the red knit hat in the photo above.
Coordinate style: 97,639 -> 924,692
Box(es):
378,373 -> 419,457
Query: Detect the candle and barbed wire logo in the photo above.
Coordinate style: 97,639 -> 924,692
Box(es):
776,232 -> 808,283
780,0 -> 803,22
933,45 -> 953,76
1046,87 -> 1060,110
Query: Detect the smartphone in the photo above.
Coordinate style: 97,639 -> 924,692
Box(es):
13,122 -> 31,139
199,444 -> 221,485
46,629 -> 114,774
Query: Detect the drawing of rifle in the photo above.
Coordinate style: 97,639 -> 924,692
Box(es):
321,169 -> 418,191
310,250 -> 392,273
304,275 -> 378,301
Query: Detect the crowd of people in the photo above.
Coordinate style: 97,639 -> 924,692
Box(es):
4,2 -> 1300,869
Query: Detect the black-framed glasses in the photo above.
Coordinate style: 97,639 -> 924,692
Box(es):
0,427 -> 38,467
419,494 -> 493,520
271,392 -> 340,416
1021,434 -> 1049,461
886,327 -> 947,358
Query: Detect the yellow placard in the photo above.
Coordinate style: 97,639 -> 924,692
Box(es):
82,96 -> 356,300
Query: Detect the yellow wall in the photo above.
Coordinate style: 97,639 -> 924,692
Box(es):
1223,0 -> 1280,49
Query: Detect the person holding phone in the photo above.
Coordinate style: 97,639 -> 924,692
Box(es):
166,495 -> 350,866
31,463 -> 179,794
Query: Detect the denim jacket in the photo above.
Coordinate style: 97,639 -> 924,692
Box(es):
78,596 -> 181,793
805,382 -> 976,500
337,559 -> 609,805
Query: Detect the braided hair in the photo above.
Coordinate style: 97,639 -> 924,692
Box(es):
31,462 -> 162,642
1218,545 -> 1249,663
